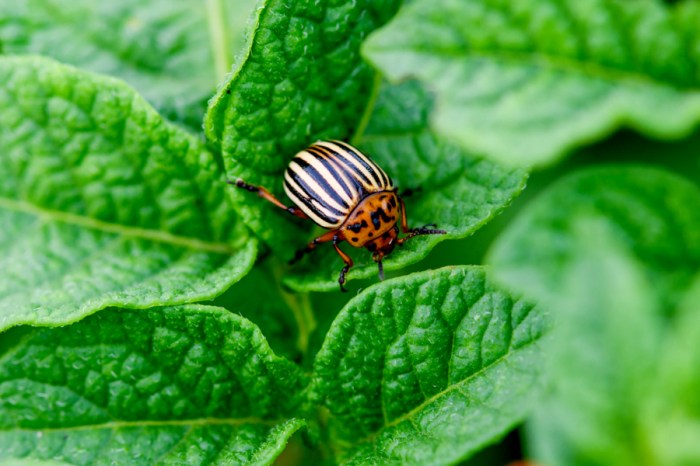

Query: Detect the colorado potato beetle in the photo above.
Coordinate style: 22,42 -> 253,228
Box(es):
231,140 -> 446,291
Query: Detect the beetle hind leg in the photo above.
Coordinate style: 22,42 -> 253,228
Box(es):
228,179 -> 308,219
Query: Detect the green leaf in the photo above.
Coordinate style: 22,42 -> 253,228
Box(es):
488,166 -> 700,466
364,0 -> 700,167
0,56 -> 256,331
212,260 -> 302,362
0,305 -> 304,466
312,266 -> 548,465
204,0 -> 402,255
646,275 -> 700,466
284,81 -> 527,291
0,0 -> 258,128
489,166 -> 700,309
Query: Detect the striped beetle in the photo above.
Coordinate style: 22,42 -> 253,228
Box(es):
232,140 -> 446,291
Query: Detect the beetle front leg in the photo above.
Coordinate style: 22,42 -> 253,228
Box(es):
397,196 -> 446,244
333,237 -> 354,293
228,179 -> 308,219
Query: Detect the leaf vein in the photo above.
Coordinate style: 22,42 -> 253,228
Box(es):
0,197 -> 234,254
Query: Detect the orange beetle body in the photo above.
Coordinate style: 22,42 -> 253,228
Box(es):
343,191 -> 399,248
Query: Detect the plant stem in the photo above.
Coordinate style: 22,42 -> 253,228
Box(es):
206,0 -> 231,82
268,259 -> 316,354
351,71 -> 383,146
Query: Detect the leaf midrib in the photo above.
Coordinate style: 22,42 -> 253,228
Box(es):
2,417 -> 282,433
0,197 -> 234,254
380,45 -> 700,92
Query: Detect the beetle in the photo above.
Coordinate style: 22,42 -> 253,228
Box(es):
231,140 -> 446,291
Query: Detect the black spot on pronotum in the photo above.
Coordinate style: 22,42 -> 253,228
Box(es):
370,208 -> 393,230
370,211 -> 381,230
390,197 -> 397,208
368,232 -> 374,237
347,219 -> 368,233
351,238 -> 358,243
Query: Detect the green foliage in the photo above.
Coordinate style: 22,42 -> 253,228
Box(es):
313,266 -> 548,465
0,305 -> 304,465
0,56 -> 256,331
0,0 -> 257,128
2,0 -> 700,464
489,167 -> 700,466
204,0 -> 402,256
364,0 -> 700,166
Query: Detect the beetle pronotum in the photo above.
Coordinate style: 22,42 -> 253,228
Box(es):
231,140 -> 446,291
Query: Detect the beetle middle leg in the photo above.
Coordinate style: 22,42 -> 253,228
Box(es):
228,179 -> 308,219
289,229 -> 340,264
289,230 -> 353,292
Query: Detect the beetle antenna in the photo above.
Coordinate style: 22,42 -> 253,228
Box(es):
377,259 -> 384,281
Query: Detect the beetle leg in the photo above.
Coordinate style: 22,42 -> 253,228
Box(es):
289,229 -> 340,264
397,196 -> 446,244
333,237 -> 354,293
397,226 -> 447,245
228,179 -> 308,219
398,196 -> 411,233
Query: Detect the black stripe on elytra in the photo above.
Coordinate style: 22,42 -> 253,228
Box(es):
323,150 -> 367,198
284,179 -> 339,224
318,144 -> 376,189
290,158 -> 349,209
334,141 -> 388,188
306,146 -> 356,203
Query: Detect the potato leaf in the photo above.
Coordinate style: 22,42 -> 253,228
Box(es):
364,0 -> 700,166
313,266 -> 548,465
0,56 -> 256,331
0,305 -> 304,465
